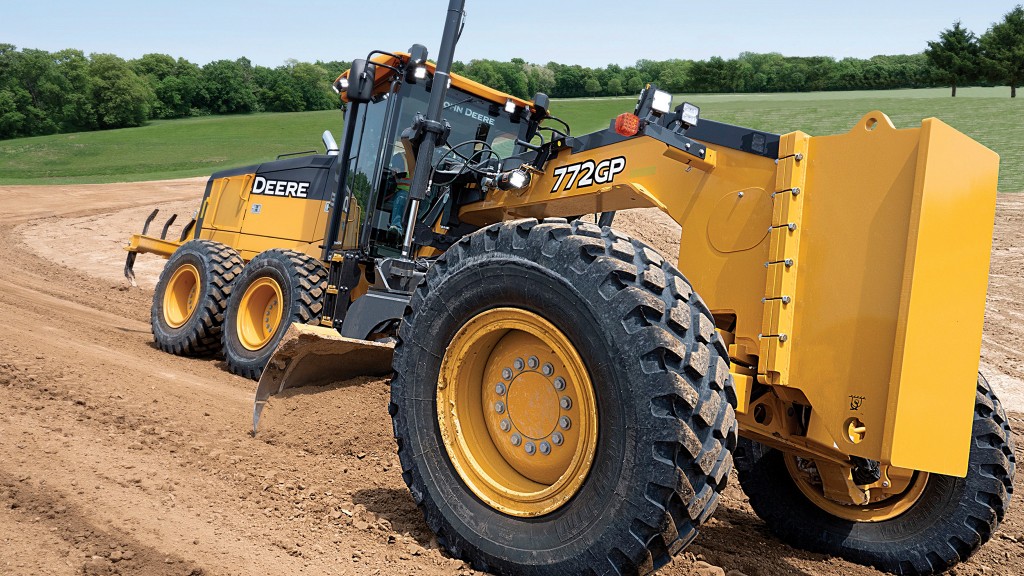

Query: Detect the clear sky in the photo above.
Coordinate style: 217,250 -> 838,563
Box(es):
3,1 -> 1016,67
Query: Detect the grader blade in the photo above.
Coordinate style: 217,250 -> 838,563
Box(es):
252,323 -> 394,433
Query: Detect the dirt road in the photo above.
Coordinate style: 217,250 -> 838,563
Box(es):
0,179 -> 1021,576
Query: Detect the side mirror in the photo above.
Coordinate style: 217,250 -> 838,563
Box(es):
347,59 -> 377,103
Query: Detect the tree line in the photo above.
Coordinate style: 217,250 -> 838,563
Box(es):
1,5 -> 1020,140
0,47 -> 346,139
924,6 -> 1024,97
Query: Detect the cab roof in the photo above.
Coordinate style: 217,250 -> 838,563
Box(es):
335,52 -> 534,111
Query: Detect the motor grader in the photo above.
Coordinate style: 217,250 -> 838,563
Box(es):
127,1 -> 1014,574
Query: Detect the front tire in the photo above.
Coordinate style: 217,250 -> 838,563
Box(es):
735,374 -> 1016,575
390,219 -> 737,575
151,240 -> 242,356
222,249 -> 327,380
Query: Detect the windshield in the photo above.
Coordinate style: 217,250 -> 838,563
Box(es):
393,83 -> 521,165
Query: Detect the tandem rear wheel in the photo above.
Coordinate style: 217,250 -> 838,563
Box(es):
151,240 -> 243,356
222,249 -> 327,380
390,219 -> 737,575
736,374 -> 1016,575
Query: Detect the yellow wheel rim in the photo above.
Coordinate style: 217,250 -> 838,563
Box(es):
438,307 -> 598,517
163,264 -> 201,328
237,277 -> 284,351
785,455 -> 929,522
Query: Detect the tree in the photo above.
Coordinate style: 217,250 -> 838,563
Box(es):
925,21 -> 980,96
980,5 -> 1024,97
201,59 -> 258,114
89,53 -> 153,128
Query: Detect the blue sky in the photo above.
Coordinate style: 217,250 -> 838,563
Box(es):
3,1 -> 1016,67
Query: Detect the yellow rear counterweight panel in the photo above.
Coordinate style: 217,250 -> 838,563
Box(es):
778,113 -> 997,476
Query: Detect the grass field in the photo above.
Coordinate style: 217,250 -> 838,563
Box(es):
1,86 -> 1020,191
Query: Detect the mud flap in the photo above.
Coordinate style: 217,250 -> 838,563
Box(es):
252,323 -> 395,433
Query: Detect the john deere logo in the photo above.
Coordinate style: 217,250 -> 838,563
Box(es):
251,176 -> 311,198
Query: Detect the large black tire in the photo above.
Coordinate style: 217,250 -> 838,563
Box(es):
222,249 -> 326,380
151,240 -> 243,356
390,218 -> 737,575
735,374 -> 1016,575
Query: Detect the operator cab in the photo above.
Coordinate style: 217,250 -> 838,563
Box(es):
333,55 -> 535,259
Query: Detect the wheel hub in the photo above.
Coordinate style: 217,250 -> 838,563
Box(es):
483,333 -> 582,486
785,455 -> 929,522
438,307 -> 598,517
237,277 -> 284,351
163,264 -> 201,328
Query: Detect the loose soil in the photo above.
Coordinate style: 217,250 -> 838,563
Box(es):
1,178 -> 1021,575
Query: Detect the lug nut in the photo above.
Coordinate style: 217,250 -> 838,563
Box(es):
542,363 -> 554,376
551,432 -> 563,445
514,358 -> 525,371
559,416 -> 571,430
495,383 -> 506,395
553,377 -> 566,391
539,441 -> 551,455
502,368 -> 513,381
510,433 -> 522,446
527,356 -> 539,369
560,396 -> 572,410
524,441 -> 536,455
495,401 -> 506,414
499,419 -> 511,432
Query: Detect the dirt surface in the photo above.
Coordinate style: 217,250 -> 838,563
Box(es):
0,178 -> 1022,576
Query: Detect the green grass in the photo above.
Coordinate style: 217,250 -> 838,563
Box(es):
0,110 -> 346,185
1,87 -> 1021,191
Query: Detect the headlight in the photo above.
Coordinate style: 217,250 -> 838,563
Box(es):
414,66 -> 427,79
493,169 -> 531,191
651,89 -> 672,114
505,99 -> 516,114
679,102 -> 700,126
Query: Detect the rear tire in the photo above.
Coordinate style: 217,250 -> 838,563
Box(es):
735,374 -> 1016,575
390,219 -> 737,575
222,249 -> 327,380
151,240 -> 243,356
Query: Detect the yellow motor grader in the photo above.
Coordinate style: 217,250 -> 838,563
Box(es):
127,1 -> 1014,574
